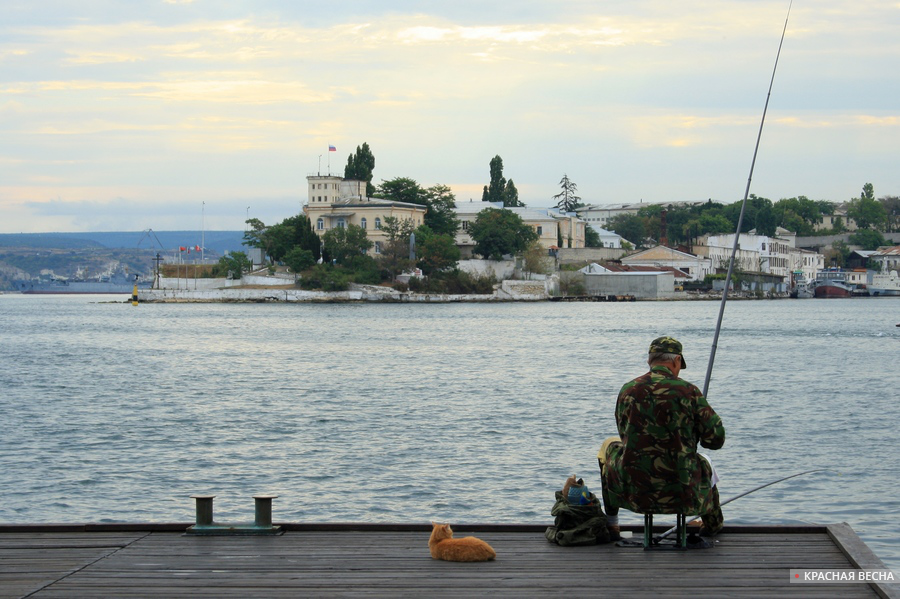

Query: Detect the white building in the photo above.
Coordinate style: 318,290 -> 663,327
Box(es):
591,226 -> 625,249
453,202 -> 587,257
620,246 -> 711,281
870,245 -> 900,272
699,228 -> 824,283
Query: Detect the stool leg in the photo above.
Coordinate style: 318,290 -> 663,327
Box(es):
677,513 -> 687,548
643,514 -> 653,549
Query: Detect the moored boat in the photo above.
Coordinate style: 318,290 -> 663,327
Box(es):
814,269 -> 853,298
869,270 -> 900,296
789,274 -> 814,298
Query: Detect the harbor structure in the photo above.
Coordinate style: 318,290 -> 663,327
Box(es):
303,175 -> 427,257
1,522 -> 894,597
699,228 -> 825,285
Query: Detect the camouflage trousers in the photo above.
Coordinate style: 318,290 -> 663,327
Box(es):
598,438 -> 724,534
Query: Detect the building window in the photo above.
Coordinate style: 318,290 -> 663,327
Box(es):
536,226 -> 543,235
360,217 -> 367,229
316,218 -> 324,230
374,241 -> 382,254
375,217 -> 381,230
337,218 -> 346,229
462,221 -> 469,231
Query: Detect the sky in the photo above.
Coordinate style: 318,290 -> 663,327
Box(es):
1,0 -> 898,233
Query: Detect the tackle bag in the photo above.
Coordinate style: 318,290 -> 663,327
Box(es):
545,490 -> 611,546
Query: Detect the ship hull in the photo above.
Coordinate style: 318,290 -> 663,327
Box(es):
814,283 -> 852,298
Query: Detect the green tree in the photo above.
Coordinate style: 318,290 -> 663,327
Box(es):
344,142 -> 376,196
281,214 -> 322,260
504,179 -> 523,207
422,184 -> 460,236
468,208 -> 539,260
849,229 -> 887,251
552,174 -> 582,212
753,198 -> 777,236
377,178 -> 461,236
880,195 -> 900,232
284,247 -> 316,273
522,240 -> 550,278
378,216 -> 416,280
415,226 -> 461,276
482,155 -> 505,204
584,226 -> 602,248
773,196 -> 822,235
375,177 -> 425,205
698,213 -> 734,236
322,224 -> 373,266
214,251 -> 251,279
828,240 -> 851,268
242,218 -> 272,259
243,218 -> 294,263
607,213 -> 646,246
481,155 -> 524,207
847,183 -> 888,229
263,223 -> 296,263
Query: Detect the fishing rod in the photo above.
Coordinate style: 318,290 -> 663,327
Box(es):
703,1 -> 793,398
654,468 -> 831,542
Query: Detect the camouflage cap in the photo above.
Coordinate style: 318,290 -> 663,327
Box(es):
649,336 -> 686,368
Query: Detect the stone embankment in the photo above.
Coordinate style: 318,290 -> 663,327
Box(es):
138,280 -> 550,303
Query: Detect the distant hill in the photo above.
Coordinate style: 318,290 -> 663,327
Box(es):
0,231 -> 249,290
0,231 -> 246,255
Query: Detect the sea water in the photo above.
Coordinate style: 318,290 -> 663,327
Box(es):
1,295 -> 898,569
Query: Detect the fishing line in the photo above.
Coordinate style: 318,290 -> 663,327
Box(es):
703,1 -> 793,398
654,468 -> 834,542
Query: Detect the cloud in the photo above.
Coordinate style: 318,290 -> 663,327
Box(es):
2,1 -> 899,233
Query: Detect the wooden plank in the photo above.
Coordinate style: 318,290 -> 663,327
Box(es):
828,523 -> 900,599
0,526 -> 885,598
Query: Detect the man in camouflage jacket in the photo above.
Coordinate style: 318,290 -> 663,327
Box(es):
598,336 -> 726,535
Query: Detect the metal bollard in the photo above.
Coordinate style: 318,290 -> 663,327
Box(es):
191,495 -> 216,526
253,495 -> 278,528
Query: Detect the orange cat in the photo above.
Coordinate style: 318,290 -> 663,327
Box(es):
428,523 -> 496,562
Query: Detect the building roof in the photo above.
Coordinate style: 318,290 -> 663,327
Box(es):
622,245 -> 701,262
603,263 -> 691,279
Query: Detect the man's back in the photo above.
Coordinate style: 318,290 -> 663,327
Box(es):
611,364 -> 725,514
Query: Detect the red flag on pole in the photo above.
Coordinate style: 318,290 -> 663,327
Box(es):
179,246 -> 186,251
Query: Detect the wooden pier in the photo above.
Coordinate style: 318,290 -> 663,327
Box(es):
1,523 -> 897,598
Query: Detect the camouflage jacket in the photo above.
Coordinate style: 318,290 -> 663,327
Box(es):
604,365 -> 725,515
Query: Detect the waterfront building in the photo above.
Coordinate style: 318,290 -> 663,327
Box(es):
453,202 -> 587,258
698,228 -> 825,287
303,175 -> 427,256
579,262 -> 676,299
870,245 -> 900,272
620,245 -> 711,281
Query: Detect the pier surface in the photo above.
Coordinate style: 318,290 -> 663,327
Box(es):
1,523 -> 896,598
